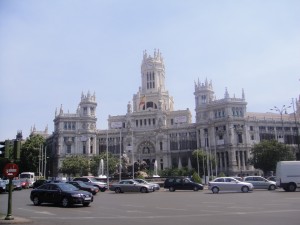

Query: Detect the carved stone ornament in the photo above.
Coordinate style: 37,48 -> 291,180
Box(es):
234,125 -> 244,134
64,137 -> 73,146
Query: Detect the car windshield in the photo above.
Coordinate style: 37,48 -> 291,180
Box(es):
135,179 -> 147,184
76,181 -> 89,187
89,177 -> 98,182
58,183 -> 79,191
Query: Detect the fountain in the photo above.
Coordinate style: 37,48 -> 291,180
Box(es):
98,159 -> 107,178
153,160 -> 160,177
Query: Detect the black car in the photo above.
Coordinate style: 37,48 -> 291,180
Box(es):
30,182 -> 93,207
164,177 -> 204,192
33,179 -> 47,189
67,181 -> 99,195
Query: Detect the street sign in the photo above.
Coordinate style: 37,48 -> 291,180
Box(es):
3,163 -> 19,178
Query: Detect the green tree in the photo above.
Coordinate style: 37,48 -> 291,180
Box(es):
249,140 -> 295,174
59,155 -> 90,177
160,167 -> 195,177
192,172 -> 202,183
18,134 -> 45,174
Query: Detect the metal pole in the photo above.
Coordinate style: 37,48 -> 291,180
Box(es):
197,149 -> 199,177
41,145 -> 44,177
5,178 -> 13,220
44,146 -> 47,178
292,98 -> 300,159
132,130 -> 134,179
206,132 -> 210,182
106,129 -> 109,186
119,129 -> 122,182
38,145 -> 41,177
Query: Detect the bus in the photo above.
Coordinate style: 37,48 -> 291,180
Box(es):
19,172 -> 35,188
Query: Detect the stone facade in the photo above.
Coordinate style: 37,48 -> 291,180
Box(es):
48,50 -> 300,177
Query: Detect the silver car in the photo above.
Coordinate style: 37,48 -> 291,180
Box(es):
243,176 -> 276,190
208,177 -> 254,194
109,179 -> 154,193
133,179 -> 160,191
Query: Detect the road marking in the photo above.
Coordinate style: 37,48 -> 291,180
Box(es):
29,209 -> 300,220
18,208 -> 56,215
156,207 -> 187,211
123,204 -> 145,208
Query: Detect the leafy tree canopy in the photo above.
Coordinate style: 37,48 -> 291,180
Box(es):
59,155 -> 90,177
249,140 -> 295,174
18,134 -> 45,174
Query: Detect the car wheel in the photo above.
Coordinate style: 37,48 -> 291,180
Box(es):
33,196 -> 41,206
193,186 -> 199,191
140,187 -> 148,193
287,183 -> 296,192
100,188 -> 106,192
83,202 -> 90,207
211,187 -> 219,194
115,188 -> 122,193
241,186 -> 249,193
268,185 -> 276,191
62,197 -> 70,207
169,187 -> 175,192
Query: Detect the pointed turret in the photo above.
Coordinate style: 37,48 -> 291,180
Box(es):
224,87 -> 229,99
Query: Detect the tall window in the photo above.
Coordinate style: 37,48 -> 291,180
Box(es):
67,145 -> 71,154
146,72 -> 155,89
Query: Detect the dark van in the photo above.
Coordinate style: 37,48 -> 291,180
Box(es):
164,177 -> 203,192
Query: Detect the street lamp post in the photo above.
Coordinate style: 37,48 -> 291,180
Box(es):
270,105 -> 291,144
119,129 -> 122,182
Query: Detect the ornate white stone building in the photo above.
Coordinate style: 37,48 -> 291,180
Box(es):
48,50 -> 300,177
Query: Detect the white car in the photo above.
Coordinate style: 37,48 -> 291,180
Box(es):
208,177 -> 254,194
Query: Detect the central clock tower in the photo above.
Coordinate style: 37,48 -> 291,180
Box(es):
132,49 -> 174,112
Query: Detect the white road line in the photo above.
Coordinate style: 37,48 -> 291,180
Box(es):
18,207 -> 56,215
156,207 -> 187,211
29,209 -> 300,220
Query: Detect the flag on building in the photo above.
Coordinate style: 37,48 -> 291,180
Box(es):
139,95 -> 146,109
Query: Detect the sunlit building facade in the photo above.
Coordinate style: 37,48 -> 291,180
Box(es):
48,50 -> 300,177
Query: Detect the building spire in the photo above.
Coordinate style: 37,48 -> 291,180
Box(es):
224,87 -> 229,99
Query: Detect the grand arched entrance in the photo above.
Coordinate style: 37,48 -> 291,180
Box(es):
136,140 -> 156,171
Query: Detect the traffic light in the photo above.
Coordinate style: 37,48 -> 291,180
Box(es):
0,140 -> 11,158
13,140 -> 21,160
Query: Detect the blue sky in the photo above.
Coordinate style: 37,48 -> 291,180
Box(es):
0,0 -> 299,141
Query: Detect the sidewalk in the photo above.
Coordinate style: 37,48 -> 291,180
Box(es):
0,215 -> 32,224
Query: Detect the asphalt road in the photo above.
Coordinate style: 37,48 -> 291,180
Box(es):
1,188 -> 300,225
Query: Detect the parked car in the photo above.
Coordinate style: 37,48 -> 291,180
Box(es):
267,176 -> 276,182
133,179 -> 160,191
208,177 -> 254,194
1,179 -> 17,191
33,179 -> 47,189
164,177 -> 203,192
73,177 -> 107,192
19,179 -> 30,189
30,182 -> 93,207
0,180 -> 7,193
243,176 -> 276,190
67,181 -> 99,195
109,179 -> 154,193
12,180 -> 23,190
